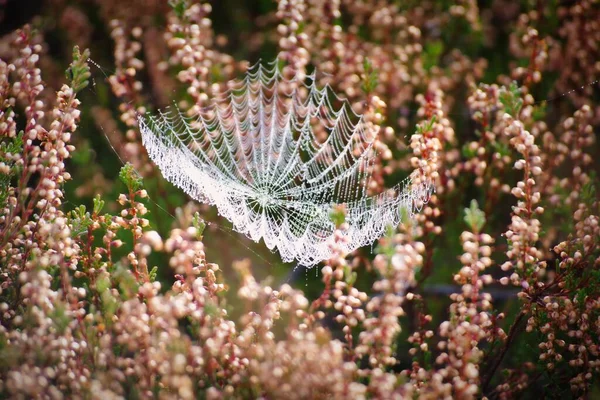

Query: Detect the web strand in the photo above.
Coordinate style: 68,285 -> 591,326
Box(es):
87,57 -> 598,268
139,60 -> 435,266
96,122 -> 281,271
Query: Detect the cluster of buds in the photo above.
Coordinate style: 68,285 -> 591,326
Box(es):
318,218 -> 367,359
525,191 -> 600,391
0,27 -> 94,397
358,226 -> 424,374
107,20 -> 150,174
556,105 -> 595,206
406,87 -> 449,285
277,0 -> 310,76
164,1 -> 237,116
555,0 -> 600,112
435,211 -> 498,398
362,94 -> 393,195
465,83 -> 512,191
500,110 -> 545,287
411,84 -> 457,194
115,179 -> 150,282
509,23 -> 547,85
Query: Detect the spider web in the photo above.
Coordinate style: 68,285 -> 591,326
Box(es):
139,59 -> 433,267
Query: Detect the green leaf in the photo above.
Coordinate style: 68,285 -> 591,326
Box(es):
149,266 -> 158,282
491,140 -> 511,158
0,132 -> 24,207
580,175 -> 597,205
68,46 -> 91,93
416,115 -> 437,135
329,207 -> 346,228
464,199 -> 485,234
68,205 -> 92,237
168,0 -> 188,18
423,350 -> 432,369
499,81 -> 523,117
71,140 -> 91,165
50,304 -> 70,334
423,40 -> 444,71
0,130 -> 24,157
119,163 -> 143,192
112,264 -> 139,299
461,143 -> 477,159
204,300 -> 219,317
96,276 -> 111,293
344,264 -> 357,286
192,212 -> 206,239
361,58 -> 379,94
93,194 -> 105,215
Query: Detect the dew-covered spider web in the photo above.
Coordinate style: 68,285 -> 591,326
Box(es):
139,59 -> 433,267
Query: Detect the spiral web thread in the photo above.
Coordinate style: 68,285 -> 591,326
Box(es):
139,59 -> 433,266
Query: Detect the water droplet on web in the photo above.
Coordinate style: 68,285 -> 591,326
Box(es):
305,266 -> 308,287
139,58 -> 433,268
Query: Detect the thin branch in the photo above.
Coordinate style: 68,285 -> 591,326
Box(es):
482,311 -> 527,393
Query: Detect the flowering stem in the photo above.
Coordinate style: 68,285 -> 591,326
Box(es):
481,311 -> 526,393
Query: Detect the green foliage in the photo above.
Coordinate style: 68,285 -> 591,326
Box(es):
0,131 -> 23,161
204,300 -> 220,317
329,207 -> 346,228
361,58 -> 379,95
50,304 -> 70,335
531,102 -> 547,122
461,142 -> 477,159
71,139 -> 92,166
168,0 -> 188,18
491,140 -> 511,158
464,199 -> 485,234
416,115 -> 437,135
68,205 -> 93,237
149,266 -> 159,282
580,174 -> 597,204
423,41 -> 444,72
67,46 -> 91,93
93,194 -> 105,215
192,212 -> 206,239
119,163 -> 143,192
499,81 -> 523,117
376,224 -> 398,260
344,263 -> 357,286
112,264 -> 140,299
0,131 -> 23,207
96,276 -> 119,325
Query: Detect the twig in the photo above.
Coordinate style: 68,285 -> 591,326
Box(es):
482,311 -> 526,393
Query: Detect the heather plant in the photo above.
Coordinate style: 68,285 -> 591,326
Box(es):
0,1 -> 599,399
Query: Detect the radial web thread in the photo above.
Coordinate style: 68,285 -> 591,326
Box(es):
139,60 -> 433,267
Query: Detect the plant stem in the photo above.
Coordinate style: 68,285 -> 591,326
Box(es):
482,311 -> 526,393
